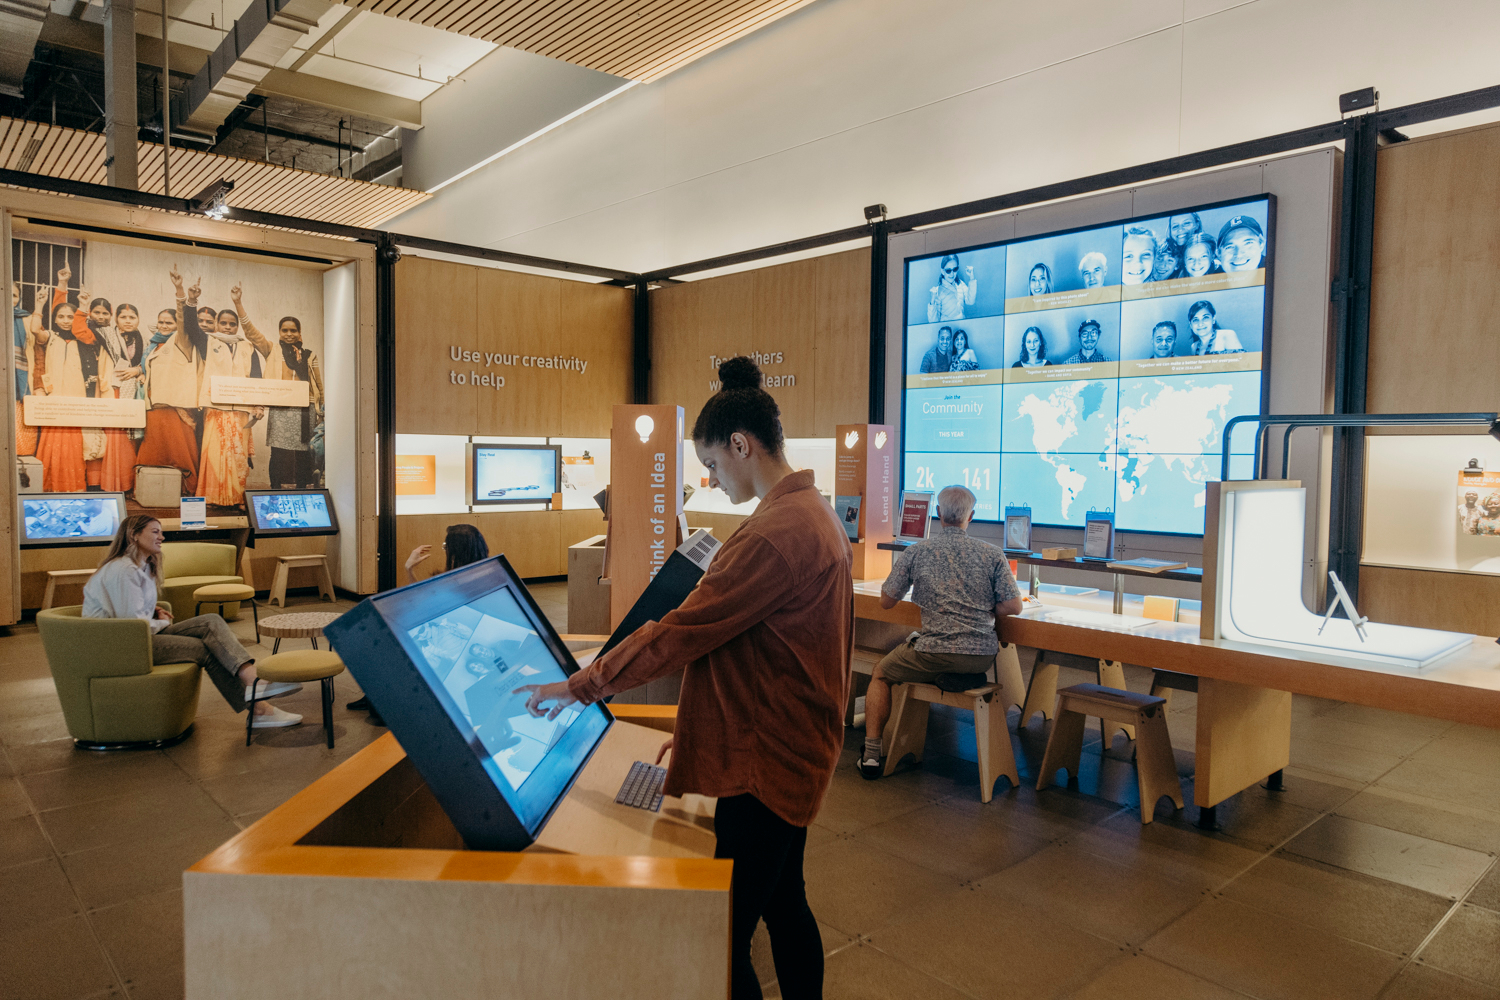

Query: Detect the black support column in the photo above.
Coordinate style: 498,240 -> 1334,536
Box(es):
1326,114 -> 1380,604
867,221 -> 888,425
633,280 -> 650,404
375,234 -> 398,592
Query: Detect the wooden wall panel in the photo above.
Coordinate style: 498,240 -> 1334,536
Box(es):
1359,565 -> 1500,636
476,268 -> 561,436
474,510 -> 563,578
752,262 -> 817,435
395,256 -> 478,436
398,511 -> 566,581
650,248 -> 870,438
815,250 -> 872,432
1368,122 -> 1500,416
557,283 -> 635,437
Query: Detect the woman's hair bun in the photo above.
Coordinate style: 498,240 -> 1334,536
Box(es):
717,356 -> 763,392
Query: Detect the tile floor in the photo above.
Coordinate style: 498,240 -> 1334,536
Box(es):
1,581 -> 1497,1000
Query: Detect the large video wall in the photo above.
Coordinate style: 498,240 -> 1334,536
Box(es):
900,195 -> 1273,535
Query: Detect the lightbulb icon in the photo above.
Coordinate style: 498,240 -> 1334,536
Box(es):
635,414 -> 655,443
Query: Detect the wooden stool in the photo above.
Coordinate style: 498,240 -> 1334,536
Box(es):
1036,683 -> 1184,823
249,650 -> 345,748
268,554 -> 335,608
1019,651 -> 1137,746
193,583 -> 260,644
880,643 -> 1027,803
42,569 -> 96,610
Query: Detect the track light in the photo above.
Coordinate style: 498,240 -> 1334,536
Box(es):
191,178 -> 235,219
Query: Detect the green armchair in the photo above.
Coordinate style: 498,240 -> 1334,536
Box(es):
161,542 -> 243,620
36,605 -> 201,748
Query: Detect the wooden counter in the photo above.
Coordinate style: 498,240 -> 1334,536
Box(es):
854,577 -> 1500,820
185,708 -> 729,999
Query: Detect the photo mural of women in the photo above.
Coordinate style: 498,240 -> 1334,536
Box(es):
11,235 -> 325,511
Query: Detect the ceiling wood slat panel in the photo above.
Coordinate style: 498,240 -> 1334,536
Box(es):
0,117 -> 428,231
338,0 -> 817,82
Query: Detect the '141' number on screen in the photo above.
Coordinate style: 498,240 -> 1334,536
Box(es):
961,467 -> 991,491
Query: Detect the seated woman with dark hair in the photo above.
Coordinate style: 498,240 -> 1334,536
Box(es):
347,524 -> 492,723
404,523 -> 490,584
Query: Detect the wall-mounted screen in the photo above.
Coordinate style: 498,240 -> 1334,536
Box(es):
19,493 -> 126,547
471,444 -> 562,506
244,489 -> 340,538
324,556 -> 612,850
901,195 -> 1273,535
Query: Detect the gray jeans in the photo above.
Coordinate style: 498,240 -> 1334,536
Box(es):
153,614 -> 254,713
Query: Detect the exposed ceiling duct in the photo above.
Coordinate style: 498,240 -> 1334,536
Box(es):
0,0 -> 52,97
178,0 -> 335,137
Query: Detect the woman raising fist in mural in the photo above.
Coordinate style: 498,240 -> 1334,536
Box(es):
232,283 -> 323,488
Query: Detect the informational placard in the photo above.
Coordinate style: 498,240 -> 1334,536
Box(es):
1083,510 -> 1115,560
180,496 -> 207,529
22,395 -> 146,428
835,495 -> 863,541
897,491 -> 933,542
1456,468 -> 1500,537
395,455 -> 437,495
210,376 -> 310,407
1004,506 -> 1033,551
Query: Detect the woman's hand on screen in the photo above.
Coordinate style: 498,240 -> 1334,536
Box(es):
514,681 -> 577,721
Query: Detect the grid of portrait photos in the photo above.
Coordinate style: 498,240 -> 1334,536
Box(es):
901,195 -> 1272,534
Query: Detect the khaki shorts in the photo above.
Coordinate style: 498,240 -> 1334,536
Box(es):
875,640 -> 995,685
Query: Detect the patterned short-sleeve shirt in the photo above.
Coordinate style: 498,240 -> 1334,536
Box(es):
881,525 -> 1021,655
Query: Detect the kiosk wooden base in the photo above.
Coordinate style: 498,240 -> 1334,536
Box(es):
185,708 -> 729,999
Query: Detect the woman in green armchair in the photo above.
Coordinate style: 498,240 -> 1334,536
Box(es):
83,515 -> 302,729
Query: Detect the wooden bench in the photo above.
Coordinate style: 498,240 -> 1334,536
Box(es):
1036,683 -> 1184,823
42,569 -> 96,610
268,555 -> 336,608
879,643 -> 1028,803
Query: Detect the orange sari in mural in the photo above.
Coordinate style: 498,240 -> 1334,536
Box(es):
199,408 -> 250,506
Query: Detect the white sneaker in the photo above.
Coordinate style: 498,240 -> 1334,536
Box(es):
247,681 -> 303,701
251,705 -> 303,729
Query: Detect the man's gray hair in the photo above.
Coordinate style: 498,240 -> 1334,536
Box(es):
937,485 -> 976,526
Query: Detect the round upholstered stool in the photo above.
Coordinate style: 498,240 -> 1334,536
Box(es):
248,650 -> 345,748
193,583 -> 260,643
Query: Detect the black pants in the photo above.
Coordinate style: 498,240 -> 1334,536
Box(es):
714,793 -> 823,1000
269,447 -> 314,488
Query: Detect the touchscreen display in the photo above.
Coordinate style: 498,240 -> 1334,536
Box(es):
406,586 -> 582,792
22,497 -> 120,541
250,492 -> 332,529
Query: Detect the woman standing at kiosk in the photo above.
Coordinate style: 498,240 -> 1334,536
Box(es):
518,358 -> 853,1000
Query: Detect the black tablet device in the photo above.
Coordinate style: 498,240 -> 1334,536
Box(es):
19,493 -> 126,548
324,555 -> 612,851
243,489 -> 340,538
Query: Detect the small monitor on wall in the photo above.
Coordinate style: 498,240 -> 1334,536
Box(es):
19,493 -> 126,548
244,489 -> 340,538
471,444 -> 562,506
324,555 -> 613,851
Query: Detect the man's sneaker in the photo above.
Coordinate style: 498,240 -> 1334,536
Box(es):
251,705 -> 303,729
858,754 -> 882,780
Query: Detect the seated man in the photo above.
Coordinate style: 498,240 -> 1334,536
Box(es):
860,484 -> 1023,779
